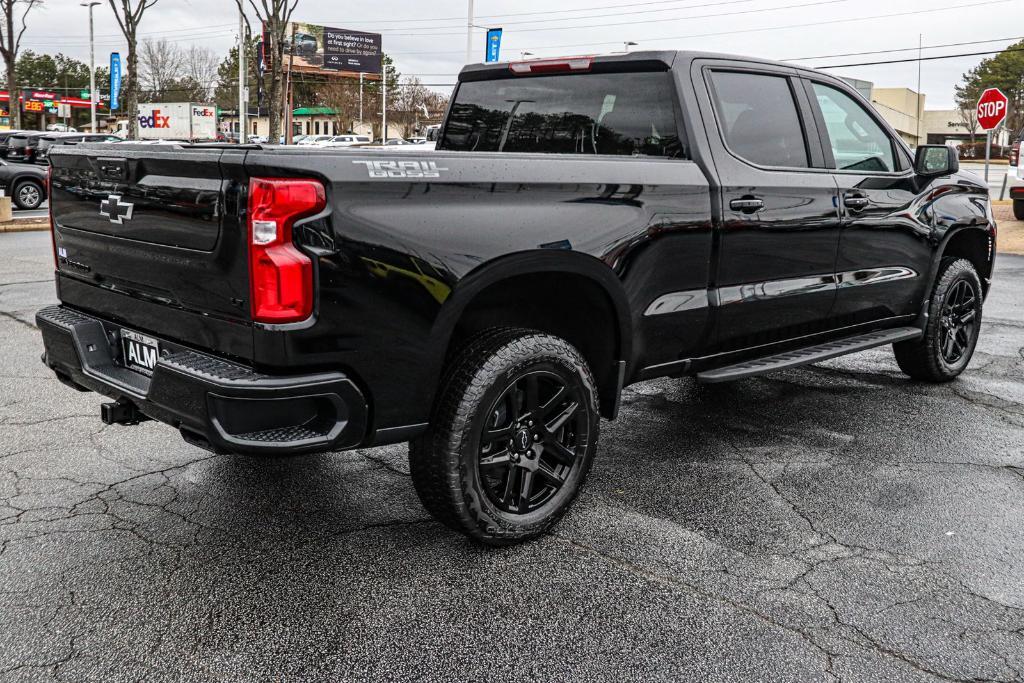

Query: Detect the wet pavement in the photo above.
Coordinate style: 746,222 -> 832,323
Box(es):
1,231 -> 1022,682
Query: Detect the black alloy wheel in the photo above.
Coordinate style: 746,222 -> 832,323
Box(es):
478,369 -> 588,515
409,328 -> 600,545
893,258 -> 983,382
938,278 -> 978,365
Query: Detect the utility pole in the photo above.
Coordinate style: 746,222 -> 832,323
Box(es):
915,33 -> 922,147
81,1 -> 99,133
465,0 -> 475,64
382,71 -> 387,142
359,72 -> 364,130
238,9 -> 247,143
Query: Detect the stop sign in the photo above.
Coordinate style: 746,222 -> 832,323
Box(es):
977,88 -> 1008,131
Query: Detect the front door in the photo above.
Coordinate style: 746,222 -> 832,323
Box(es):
802,79 -> 931,325
698,64 -> 842,351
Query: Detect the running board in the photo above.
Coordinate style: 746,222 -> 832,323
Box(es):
696,327 -> 922,383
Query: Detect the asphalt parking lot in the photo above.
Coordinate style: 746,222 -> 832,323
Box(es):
1,230 -> 1023,682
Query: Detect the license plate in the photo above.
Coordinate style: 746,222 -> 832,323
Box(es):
121,329 -> 159,375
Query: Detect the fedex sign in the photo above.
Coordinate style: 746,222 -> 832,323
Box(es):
138,108 -> 171,129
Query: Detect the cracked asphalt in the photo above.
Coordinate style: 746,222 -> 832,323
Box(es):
1,230 -> 1023,682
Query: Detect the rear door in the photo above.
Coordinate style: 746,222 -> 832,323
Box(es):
696,61 -> 841,351
50,144 -> 253,357
801,78 -> 927,323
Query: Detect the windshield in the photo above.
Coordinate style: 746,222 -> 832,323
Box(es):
9,136 -> 27,149
440,71 -> 683,157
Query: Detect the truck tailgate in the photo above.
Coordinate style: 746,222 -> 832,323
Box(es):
49,144 -> 253,359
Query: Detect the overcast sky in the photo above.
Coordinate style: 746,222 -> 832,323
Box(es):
24,0 -> 1024,108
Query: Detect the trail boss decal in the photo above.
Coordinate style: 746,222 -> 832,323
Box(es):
352,160 -> 448,178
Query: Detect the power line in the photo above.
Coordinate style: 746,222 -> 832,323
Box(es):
786,36 -> 1024,61
814,46 -> 1024,69
385,0 -> 1014,56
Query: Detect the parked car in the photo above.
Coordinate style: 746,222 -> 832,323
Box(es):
375,138 -> 412,146
39,50 -> 995,545
322,134 -> 372,148
406,137 -> 427,144
297,135 -> 333,146
1006,139 -> 1024,219
6,132 -> 47,163
35,133 -> 120,164
0,160 -> 46,209
0,130 -> 25,159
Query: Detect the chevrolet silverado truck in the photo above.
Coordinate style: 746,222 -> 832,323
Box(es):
38,51 -> 996,544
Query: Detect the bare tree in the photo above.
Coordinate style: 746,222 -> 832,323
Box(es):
183,45 -> 218,101
108,0 -> 159,139
140,37 -> 182,100
234,0 -> 298,140
320,78 -> 361,134
0,0 -> 41,130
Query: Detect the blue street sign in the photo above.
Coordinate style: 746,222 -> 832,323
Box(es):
485,28 -> 502,63
110,52 -> 122,111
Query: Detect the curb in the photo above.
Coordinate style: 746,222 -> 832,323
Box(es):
0,220 -> 49,233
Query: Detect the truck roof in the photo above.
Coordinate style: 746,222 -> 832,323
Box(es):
458,50 -> 813,82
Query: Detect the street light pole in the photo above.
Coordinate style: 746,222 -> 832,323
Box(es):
238,8 -> 246,143
81,1 -> 100,133
466,0 -> 475,64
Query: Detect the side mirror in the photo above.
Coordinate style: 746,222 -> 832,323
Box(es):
915,145 -> 959,176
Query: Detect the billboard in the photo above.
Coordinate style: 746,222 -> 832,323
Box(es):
280,22 -> 382,75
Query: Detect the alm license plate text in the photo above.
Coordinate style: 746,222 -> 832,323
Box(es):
121,329 -> 159,375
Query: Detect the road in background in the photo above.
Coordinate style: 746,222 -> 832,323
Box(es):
962,162 -> 1010,200
1,231 -> 1022,681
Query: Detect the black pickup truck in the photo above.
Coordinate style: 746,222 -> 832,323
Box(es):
38,51 -> 995,544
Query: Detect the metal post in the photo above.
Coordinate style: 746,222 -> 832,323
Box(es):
382,72 -> 387,142
81,1 -> 99,133
984,129 -> 992,183
238,9 -> 246,143
466,0 -> 475,64
359,72 -> 364,129
915,34 -> 922,147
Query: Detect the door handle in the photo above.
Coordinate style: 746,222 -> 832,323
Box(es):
729,197 -> 764,213
844,194 -> 870,211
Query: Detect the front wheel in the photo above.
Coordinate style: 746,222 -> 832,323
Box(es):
409,328 -> 600,545
1013,199 -> 1024,221
893,258 -> 983,382
12,179 -> 43,210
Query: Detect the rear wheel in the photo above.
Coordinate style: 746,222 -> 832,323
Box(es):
12,179 -> 43,210
893,258 -> 983,382
409,328 -> 599,545
1013,198 -> 1024,221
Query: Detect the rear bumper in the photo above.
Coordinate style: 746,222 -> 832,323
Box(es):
37,305 -> 368,455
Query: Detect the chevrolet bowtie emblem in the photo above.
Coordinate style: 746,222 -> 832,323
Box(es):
99,195 -> 134,225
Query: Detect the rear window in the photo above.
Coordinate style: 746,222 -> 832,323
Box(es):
9,136 -> 27,148
440,71 -> 683,158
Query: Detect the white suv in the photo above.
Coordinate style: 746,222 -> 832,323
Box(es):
322,135 -> 372,148
1007,141 -> 1024,219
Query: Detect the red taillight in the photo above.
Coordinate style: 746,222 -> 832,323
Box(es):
247,177 -> 326,323
509,56 -> 593,75
1010,142 -> 1021,167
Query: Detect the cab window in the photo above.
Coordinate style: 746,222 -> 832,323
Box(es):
811,82 -> 896,173
709,70 -> 809,169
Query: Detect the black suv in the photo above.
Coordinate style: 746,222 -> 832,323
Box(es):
39,51 -> 996,544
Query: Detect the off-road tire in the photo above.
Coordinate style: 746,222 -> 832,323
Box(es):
893,258 -> 983,382
409,328 -> 600,545
12,179 -> 43,210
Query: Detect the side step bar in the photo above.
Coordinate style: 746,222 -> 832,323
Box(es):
696,327 -> 922,383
